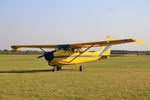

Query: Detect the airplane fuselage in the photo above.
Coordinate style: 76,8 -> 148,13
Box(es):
44,50 -> 108,66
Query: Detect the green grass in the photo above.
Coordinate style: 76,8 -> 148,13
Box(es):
0,55 -> 150,100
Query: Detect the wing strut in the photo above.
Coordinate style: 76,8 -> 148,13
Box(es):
68,44 -> 94,63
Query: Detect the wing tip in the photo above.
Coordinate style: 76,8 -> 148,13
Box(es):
132,39 -> 145,45
11,46 -> 21,51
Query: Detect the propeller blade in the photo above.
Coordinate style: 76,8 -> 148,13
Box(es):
37,55 -> 44,59
50,50 -> 57,53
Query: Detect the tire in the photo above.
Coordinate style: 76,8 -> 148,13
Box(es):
57,66 -> 62,71
53,66 -> 58,72
79,66 -> 84,71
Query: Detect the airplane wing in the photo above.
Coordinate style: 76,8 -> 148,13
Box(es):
11,38 -> 144,50
11,45 -> 57,50
70,39 -> 144,48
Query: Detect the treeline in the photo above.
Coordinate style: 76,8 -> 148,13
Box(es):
0,49 -> 150,55
111,50 -> 150,55
0,49 -> 42,55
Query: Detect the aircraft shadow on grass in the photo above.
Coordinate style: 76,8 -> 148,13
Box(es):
0,69 -> 77,73
0,69 -> 53,73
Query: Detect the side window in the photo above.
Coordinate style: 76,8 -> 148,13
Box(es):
56,48 -> 83,53
74,49 -> 79,52
79,49 -> 83,53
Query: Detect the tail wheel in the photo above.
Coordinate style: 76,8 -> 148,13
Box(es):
79,65 -> 84,71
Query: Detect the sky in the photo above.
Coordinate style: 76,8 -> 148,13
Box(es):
0,0 -> 150,51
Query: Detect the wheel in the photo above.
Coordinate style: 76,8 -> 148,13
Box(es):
79,65 -> 84,71
57,66 -> 62,71
53,66 -> 58,72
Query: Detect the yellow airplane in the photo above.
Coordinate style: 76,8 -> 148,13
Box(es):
11,37 -> 144,72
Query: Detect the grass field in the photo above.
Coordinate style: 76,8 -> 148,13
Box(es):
0,55 -> 150,100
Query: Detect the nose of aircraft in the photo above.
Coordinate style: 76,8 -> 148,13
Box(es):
44,52 -> 54,61
37,50 -> 56,61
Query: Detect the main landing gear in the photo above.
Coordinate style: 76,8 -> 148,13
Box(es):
52,65 -> 84,72
48,62 -> 62,72
52,66 -> 62,72
49,63 -> 84,72
79,65 -> 84,72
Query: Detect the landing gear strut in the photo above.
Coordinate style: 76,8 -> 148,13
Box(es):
79,65 -> 84,71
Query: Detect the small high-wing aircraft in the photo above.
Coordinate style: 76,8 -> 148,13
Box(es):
11,37 -> 144,72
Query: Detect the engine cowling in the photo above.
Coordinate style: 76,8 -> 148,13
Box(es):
44,52 -> 54,61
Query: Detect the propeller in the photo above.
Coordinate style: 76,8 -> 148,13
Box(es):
37,50 -> 57,59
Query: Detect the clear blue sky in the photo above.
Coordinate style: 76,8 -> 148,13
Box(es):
0,0 -> 149,50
